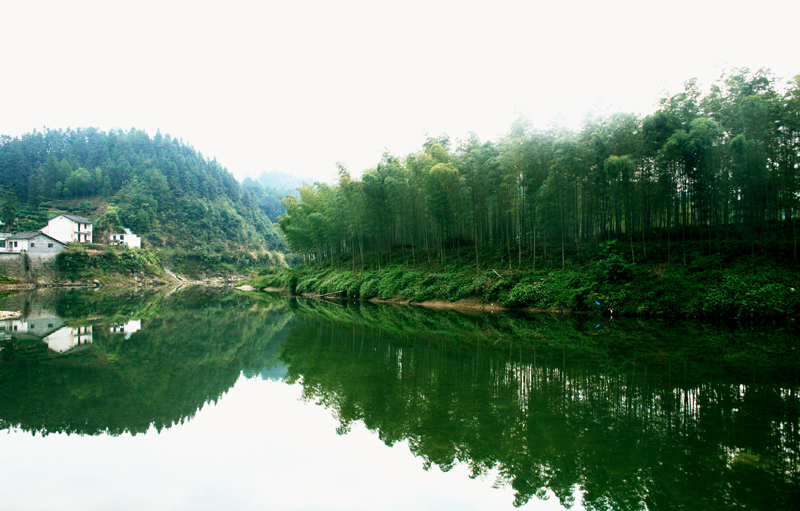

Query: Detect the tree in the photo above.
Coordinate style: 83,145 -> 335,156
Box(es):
1,189 -> 16,228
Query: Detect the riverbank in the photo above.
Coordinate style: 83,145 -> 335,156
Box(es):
0,242 -> 247,291
246,253 -> 800,319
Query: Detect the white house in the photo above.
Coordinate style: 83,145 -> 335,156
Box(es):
40,214 -> 93,244
109,228 -> 141,248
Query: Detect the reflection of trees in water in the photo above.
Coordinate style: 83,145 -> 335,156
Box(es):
281,313 -> 800,510
0,287 -> 292,436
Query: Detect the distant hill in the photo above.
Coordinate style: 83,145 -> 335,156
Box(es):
0,127 -> 286,271
241,170 -> 314,222
257,170 -> 313,191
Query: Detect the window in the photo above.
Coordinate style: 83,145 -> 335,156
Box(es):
0,241 -> 5,247
30,243 -> 35,247
120,235 -> 124,240
48,243 -> 53,248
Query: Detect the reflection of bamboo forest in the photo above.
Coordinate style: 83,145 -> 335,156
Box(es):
281,300 -> 800,510
0,287 -> 291,435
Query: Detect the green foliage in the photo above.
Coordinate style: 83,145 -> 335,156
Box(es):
251,245 -> 800,319
359,277 -> 381,299
699,273 -> 800,318
55,244 -> 164,280
595,255 -> 637,283
504,282 -> 545,308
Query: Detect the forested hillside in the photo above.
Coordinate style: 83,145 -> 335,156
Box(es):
0,127 -> 285,271
278,69 -> 800,268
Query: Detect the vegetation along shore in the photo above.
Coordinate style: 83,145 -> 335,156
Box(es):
247,242 -> 799,319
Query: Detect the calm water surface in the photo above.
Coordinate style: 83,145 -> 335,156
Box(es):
0,287 -> 797,510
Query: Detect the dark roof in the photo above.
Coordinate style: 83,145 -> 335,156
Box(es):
58,214 -> 93,224
10,231 -> 44,240
10,231 -> 65,244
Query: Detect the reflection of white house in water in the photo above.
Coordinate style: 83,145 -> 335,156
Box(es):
110,320 -> 141,339
0,315 -> 66,341
0,314 -> 92,354
43,325 -> 93,354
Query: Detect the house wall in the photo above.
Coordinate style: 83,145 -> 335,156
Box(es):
110,233 -> 142,248
26,234 -> 64,254
1,239 -> 28,252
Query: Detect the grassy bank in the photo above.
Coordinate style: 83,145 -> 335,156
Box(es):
248,245 -> 800,319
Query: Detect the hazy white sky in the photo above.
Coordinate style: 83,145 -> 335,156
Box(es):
2,0 -> 797,183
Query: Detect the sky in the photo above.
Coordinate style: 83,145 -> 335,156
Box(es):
2,0 -> 798,184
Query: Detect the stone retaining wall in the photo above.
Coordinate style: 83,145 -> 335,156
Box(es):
0,252 -> 60,282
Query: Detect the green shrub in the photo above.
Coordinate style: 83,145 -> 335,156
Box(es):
484,274 -> 519,302
288,274 -> 299,294
596,255 -> 636,283
700,274 -> 796,318
407,284 -> 436,302
360,278 -> 380,299
503,283 -> 538,307
347,278 -> 363,298
55,245 -> 162,278
378,266 -> 407,299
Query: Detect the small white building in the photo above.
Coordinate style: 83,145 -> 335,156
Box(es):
0,231 -> 65,253
40,214 -> 93,244
109,228 -> 141,248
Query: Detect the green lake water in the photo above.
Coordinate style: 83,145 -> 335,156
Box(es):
0,287 -> 798,510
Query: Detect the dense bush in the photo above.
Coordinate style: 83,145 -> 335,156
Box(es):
595,255 -> 636,283
245,245 -> 800,319
55,244 -> 164,280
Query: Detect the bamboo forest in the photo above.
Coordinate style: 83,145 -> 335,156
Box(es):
278,70 -> 800,267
